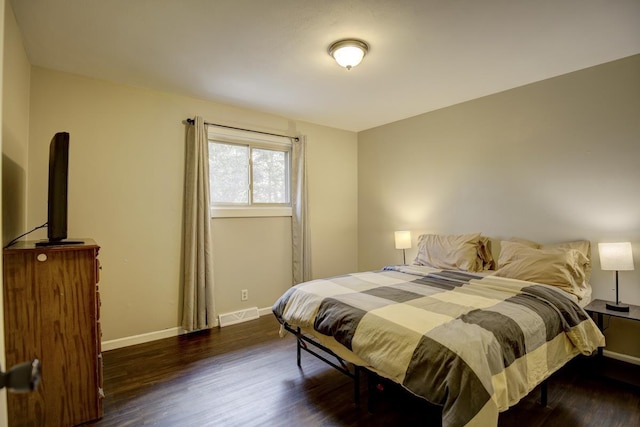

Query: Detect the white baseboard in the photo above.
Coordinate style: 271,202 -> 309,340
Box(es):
101,306 -> 274,351
603,349 -> 640,366
101,327 -> 185,352
258,306 -> 273,317
219,307 -> 259,327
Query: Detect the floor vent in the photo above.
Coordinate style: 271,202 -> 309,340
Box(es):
218,307 -> 259,327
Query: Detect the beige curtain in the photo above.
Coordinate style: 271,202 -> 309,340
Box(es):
291,136 -> 311,284
182,116 -> 215,331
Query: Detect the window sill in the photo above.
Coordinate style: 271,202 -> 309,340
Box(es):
210,207 -> 292,218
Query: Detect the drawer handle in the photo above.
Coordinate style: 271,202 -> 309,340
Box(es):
37,254 -> 47,262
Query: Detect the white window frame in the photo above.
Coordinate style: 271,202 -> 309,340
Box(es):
208,126 -> 293,218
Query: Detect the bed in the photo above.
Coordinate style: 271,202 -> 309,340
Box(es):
272,234 -> 605,427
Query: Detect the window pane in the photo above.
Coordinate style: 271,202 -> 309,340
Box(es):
252,148 -> 288,203
209,142 -> 249,204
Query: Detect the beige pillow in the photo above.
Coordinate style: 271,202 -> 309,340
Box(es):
495,241 -> 589,299
478,236 -> 496,270
414,233 -> 489,272
507,238 -> 592,282
508,237 -> 541,249
545,241 -> 592,283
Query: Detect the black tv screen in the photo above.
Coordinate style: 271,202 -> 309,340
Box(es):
47,132 -> 70,241
35,132 -> 82,247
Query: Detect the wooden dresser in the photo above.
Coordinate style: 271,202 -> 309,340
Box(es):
3,239 -> 103,426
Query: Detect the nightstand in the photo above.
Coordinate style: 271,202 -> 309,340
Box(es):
585,299 -> 640,355
583,298 -> 640,388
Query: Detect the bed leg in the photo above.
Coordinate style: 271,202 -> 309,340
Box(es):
367,370 -> 378,413
296,327 -> 302,367
354,366 -> 360,408
540,380 -> 548,407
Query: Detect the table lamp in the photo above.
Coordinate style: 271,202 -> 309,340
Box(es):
598,242 -> 634,312
394,231 -> 411,265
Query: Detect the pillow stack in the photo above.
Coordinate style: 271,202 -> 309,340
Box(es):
494,238 -> 591,300
413,233 -> 494,272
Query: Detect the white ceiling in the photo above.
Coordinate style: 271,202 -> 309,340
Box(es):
10,0 -> 640,132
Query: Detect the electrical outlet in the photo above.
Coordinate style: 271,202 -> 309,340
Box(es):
241,289 -> 249,301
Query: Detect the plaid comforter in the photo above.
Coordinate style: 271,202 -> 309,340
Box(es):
272,265 -> 604,427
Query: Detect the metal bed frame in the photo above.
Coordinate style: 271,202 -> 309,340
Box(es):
284,323 -> 363,407
283,322 -> 548,412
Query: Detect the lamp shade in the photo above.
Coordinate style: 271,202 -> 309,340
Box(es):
598,242 -> 634,271
394,231 -> 411,250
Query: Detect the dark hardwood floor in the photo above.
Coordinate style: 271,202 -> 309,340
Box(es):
90,315 -> 640,427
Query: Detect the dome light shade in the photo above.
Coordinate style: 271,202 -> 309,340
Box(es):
328,39 -> 369,70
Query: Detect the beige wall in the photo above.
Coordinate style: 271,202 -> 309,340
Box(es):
27,68 -> 358,341
358,55 -> 640,358
211,217 -> 292,316
2,0 -> 29,246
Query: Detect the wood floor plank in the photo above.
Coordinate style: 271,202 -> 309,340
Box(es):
89,315 -> 640,427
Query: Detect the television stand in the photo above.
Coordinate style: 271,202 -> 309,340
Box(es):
35,239 -> 84,247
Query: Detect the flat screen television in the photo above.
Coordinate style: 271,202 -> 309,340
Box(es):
35,132 -> 83,247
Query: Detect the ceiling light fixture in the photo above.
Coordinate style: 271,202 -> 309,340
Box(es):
328,39 -> 369,70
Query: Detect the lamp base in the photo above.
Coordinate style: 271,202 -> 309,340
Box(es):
605,302 -> 630,312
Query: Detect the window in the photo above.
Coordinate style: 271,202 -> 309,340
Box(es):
251,148 -> 289,204
208,127 -> 292,218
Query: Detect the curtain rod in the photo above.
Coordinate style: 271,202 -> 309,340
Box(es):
185,118 -> 299,141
